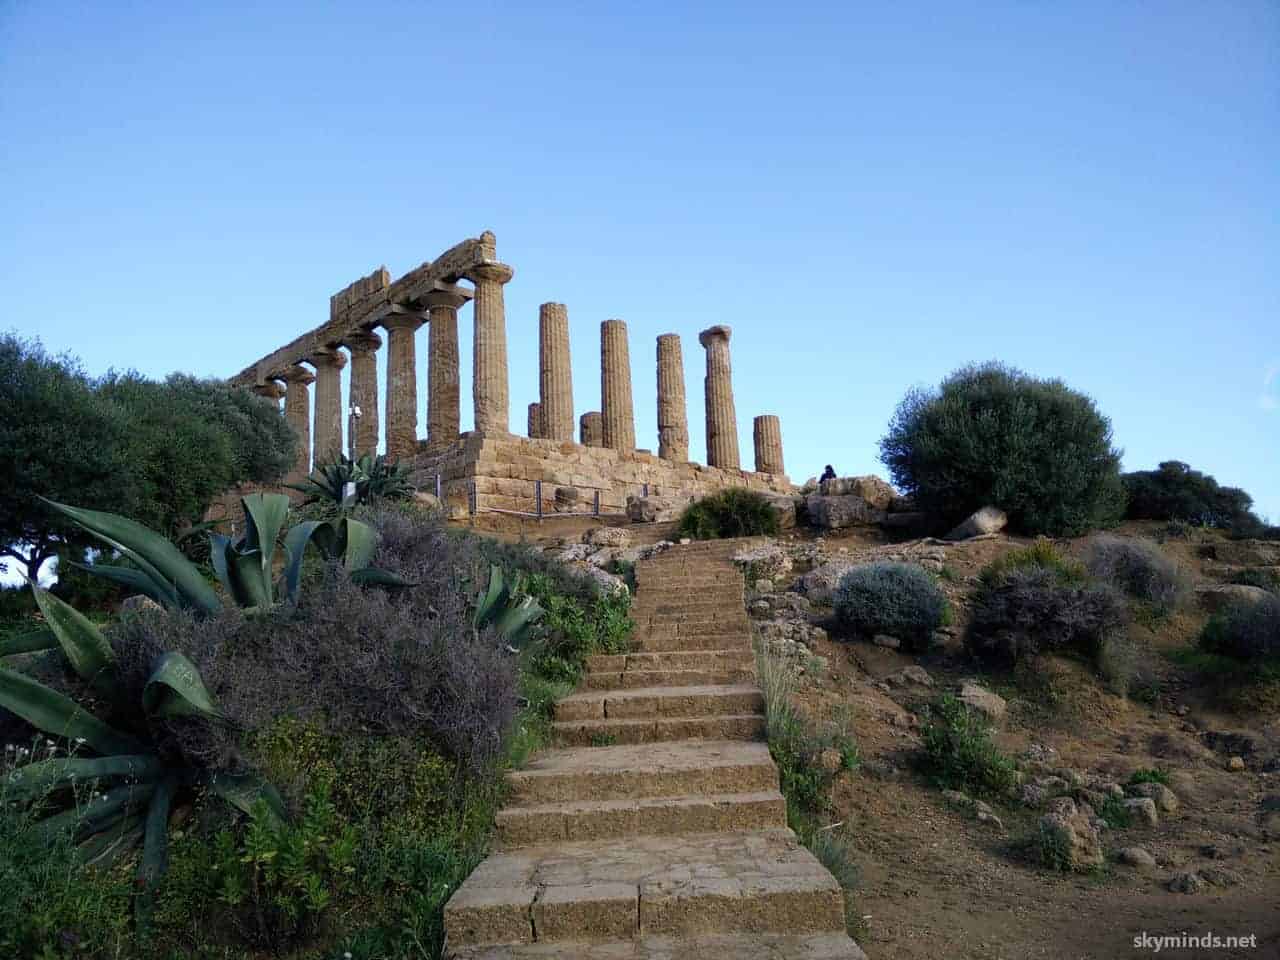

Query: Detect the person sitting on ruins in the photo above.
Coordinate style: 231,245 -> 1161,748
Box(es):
820,464 -> 837,483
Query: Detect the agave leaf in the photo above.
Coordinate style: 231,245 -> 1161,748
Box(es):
340,519 -> 377,570
27,582 -> 118,698
137,771 -> 178,897
3,755 -> 162,803
240,493 -> 291,574
41,499 -> 220,615
142,652 -> 219,719
281,521 -> 326,600
492,596 -> 545,648
228,548 -> 271,608
209,533 -> 236,598
36,780 -> 156,844
71,562 -> 178,610
348,567 -> 414,588
0,668 -> 145,755
78,813 -> 145,867
206,772 -> 287,824
474,564 -> 506,628
0,627 -> 56,657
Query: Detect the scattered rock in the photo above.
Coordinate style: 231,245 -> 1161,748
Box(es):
872,634 -> 901,650
1129,782 -> 1179,815
817,475 -> 896,509
1168,871 -> 1207,894
749,600 -> 771,618
120,595 -> 162,615
1227,756 -> 1246,772
898,665 -> 934,687
585,526 -> 631,548
626,495 -> 685,523
731,543 -> 793,581
1117,847 -> 1157,870
944,506 -> 1008,541
578,565 -> 628,596
1123,797 -> 1160,827
1195,583 -> 1271,613
754,579 -> 774,594
1039,798 -> 1104,871
555,543 -> 594,563
795,560 -> 857,605
1199,865 -> 1244,887
818,749 -> 843,774
804,495 -> 888,530
959,680 -> 1007,722
762,492 -> 799,529
412,491 -> 443,511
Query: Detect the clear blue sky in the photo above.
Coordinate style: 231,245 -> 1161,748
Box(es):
4,1 -> 1277,518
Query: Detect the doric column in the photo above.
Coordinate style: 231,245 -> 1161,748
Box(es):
309,348 -> 347,466
527,402 -> 543,438
580,411 -> 603,447
423,290 -> 467,453
382,314 -> 424,461
753,414 -> 784,475
252,380 -> 285,409
699,325 -> 740,470
538,302 -> 574,441
280,365 -> 315,479
656,333 -> 689,461
466,261 -> 515,434
600,319 -> 635,452
344,330 -> 381,459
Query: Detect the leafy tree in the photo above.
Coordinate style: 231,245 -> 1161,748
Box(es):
0,334 -> 131,578
879,362 -> 1126,537
1122,460 -> 1258,530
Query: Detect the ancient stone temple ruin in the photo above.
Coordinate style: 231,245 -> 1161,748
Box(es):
229,232 -> 793,516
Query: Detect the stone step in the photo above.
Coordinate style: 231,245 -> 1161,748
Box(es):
554,685 -> 763,722
452,932 -> 868,959
633,612 -> 750,628
635,619 -> 751,639
495,790 -> 786,846
582,668 -> 756,691
443,830 -> 845,948
552,714 -> 765,747
635,632 -> 751,653
508,741 -> 778,805
630,599 -> 746,617
586,650 -> 755,673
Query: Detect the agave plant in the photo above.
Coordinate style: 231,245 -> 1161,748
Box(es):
0,583 -> 283,911
473,563 -> 545,651
288,453 -> 414,507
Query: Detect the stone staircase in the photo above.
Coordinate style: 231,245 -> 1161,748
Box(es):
443,538 -> 867,959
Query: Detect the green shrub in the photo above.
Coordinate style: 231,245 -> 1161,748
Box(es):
1083,535 -> 1187,614
1122,460 -> 1259,530
879,362 -> 1125,537
677,488 -> 780,540
1199,596 -> 1280,661
919,694 -> 1019,798
1128,767 -> 1170,786
289,452 -> 415,510
1227,568 -> 1280,594
1097,795 -> 1133,830
967,543 -> 1128,668
833,562 -> 948,652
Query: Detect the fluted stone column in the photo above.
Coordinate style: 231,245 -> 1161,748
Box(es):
753,414 -> 784,475
309,349 -> 347,466
538,302 -> 574,441
467,262 -> 514,434
656,333 -> 689,461
527,402 -> 543,438
699,325 -> 740,470
382,314 -> 424,461
580,411 -> 603,447
344,330 -> 381,459
423,290 -> 467,453
600,319 -> 635,452
280,365 -> 315,479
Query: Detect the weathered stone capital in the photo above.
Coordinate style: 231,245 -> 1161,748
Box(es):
422,289 -> 471,310
279,364 -> 316,385
252,380 -> 286,400
381,313 -> 425,333
308,348 -> 347,370
342,330 -> 383,354
466,261 -> 514,285
698,325 -> 732,348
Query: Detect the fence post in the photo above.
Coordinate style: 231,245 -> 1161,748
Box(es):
593,490 -> 600,517
468,481 -> 476,516
435,474 -> 442,499
535,479 -> 543,520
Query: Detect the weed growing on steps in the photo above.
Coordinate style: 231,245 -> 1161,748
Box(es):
754,639 -> 861,933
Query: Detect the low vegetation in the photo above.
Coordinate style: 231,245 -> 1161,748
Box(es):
1199,595 -> 1280,661
833,562 -> 949,652
1083,534 -> 1187,615
1122,459 -> 1274,537
289,452 -> 416,512
919,694 -> 1019,799
878,361 -> 1126,537
677,488 -> 780,540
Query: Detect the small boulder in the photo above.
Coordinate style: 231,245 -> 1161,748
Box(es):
1123,797 -> 1160,827
818,749 -> 843,774
898,665 -> 934,687
762,492 -> 799,529
120,595 -> 163,615
796,560 -> 857,605
945,506 -> 1008,540
555,543 -> 594,563
585,526 -> 631,548
1167,871 -> 1207,894
413,491 -> 444,511
872,634 -> 901,650
1196,583 -> 1271,613
818,475 -> 896,509
579,565 -> 628,596
1199,866 -> 1244,887
1129,782 -> 1179,815
1117,847 -> 1157,870
754,578 -> 775,594
1227,755 -> 1246,772
804,495 -> 888,530
1039,798 -> 1104,871
959,680 -> 1007,722
626,495 -> 683,523
731,543 -> 793,581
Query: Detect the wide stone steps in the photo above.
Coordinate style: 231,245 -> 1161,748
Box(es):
630,599 -> 747,617
451,932 -> 868,959
495,790 -> 787,846
508,741 -> 778,805
443,830 -> 845,949
552,714 -> 765,747
635,632 -> 751,652
582,668 -> 756,691
586,651 -> 755,673
554,685 -> 763,722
